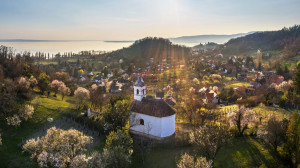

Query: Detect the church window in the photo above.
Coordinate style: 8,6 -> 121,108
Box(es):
140,119 -> 144,125
137,89 -> 139,94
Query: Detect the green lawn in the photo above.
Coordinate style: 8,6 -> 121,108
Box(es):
225,81 -> 250,89
215,136 -> 286,168
0,95 -> 75,168
252,105 -> 292,124
130,143 -> 192,168
35,61 -> 58,65
129,135 -> 286,168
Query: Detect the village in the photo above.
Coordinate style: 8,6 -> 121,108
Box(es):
1,29 -> 300,168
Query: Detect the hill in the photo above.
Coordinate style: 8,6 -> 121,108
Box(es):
103,37 -> 191,66
192,42 -> 219,51
219,25 -> 300,59
169,32 -> 255,44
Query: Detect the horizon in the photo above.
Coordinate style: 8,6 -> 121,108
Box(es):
0,30 -> 255,41
1,0 -> 299,41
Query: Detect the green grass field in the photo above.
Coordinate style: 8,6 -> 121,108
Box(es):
0,95 -> 75,168
215,136 -> 286,168
129,132 -> 286,168
35,61 -> 58,65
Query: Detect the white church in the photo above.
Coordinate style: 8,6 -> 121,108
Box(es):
129,76 -> 176,139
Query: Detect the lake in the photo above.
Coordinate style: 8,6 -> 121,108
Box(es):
0,41 -> 134,55
0,40 -> 197,55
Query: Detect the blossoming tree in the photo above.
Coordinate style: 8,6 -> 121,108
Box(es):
177,153 -> 212,168
74,87 -> 90,109
49,80 -> 65,96
58,84 -> 71,100
227,107 -> 256,136
23,127 -> 92,168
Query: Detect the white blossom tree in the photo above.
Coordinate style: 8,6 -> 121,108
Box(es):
29,76 -> 38,89
70,152 -> 105,168
58,84 -> 71,100
23,127 -> 93,168
19,104 -> 34,121
212,86 -> 218,92
211,74 -> 222,80
193,78 -> 200,85
189,87 -> 196,93
227,107 -> 256,136
276,80 -> 292,91
6,114 -> 22,127
18,76 -> 30,89
177,153 -> 212,168
87,152 -> 105,168
70,154 -> 89,168
74,87 -> 90,109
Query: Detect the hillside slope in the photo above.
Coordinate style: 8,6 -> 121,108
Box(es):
104,37 -> 191,66
169,32 -> 255,44
219,25 -> 300,58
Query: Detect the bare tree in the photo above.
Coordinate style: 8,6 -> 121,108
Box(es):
257,116 -> 288,152
189,125 -> 232,166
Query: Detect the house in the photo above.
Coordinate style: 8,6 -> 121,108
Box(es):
267,74 -> 284,85
256,72 -> 265,80
141,71 -> 152,77
235,86 -> 246,94
94,75 -> 106,83
199,87 -> 218,104
167,90 -> 173,97
166,97 -> 176,106
156,92 -> 164,99
122,73 -> 129,78
80,76 -> 86,81
109,80 -> 122,93
246,87 -> 255,94
207,90 -> 218,104
207,60 -> 219,68
98,82 -> 105,87
118,78 -> 130,86
237,72 -> 247,80
250,82 -> 261,89
107,73 -> 113,78
129,77 -> 176,139
88,72 -> 94,76
222,64 -> 236,73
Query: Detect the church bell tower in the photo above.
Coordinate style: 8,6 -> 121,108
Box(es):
134,76 -> 146,101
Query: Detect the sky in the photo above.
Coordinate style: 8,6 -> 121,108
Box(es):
0,0 -> 299,40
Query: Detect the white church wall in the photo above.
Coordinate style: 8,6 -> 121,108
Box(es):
130,112 -> 162,137
130,112 -> 175,138
161,114 -> 176,137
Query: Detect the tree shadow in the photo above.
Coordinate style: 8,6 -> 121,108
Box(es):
215,136 -> 284,168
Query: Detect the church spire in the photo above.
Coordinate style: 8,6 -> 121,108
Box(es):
134,76 -> 146,101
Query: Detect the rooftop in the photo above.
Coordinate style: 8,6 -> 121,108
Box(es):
130,98 -> 176,117
134,76 -> 145,87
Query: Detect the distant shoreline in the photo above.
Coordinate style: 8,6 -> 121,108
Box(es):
104,40 -> 134,43
0,39 -> 134,43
